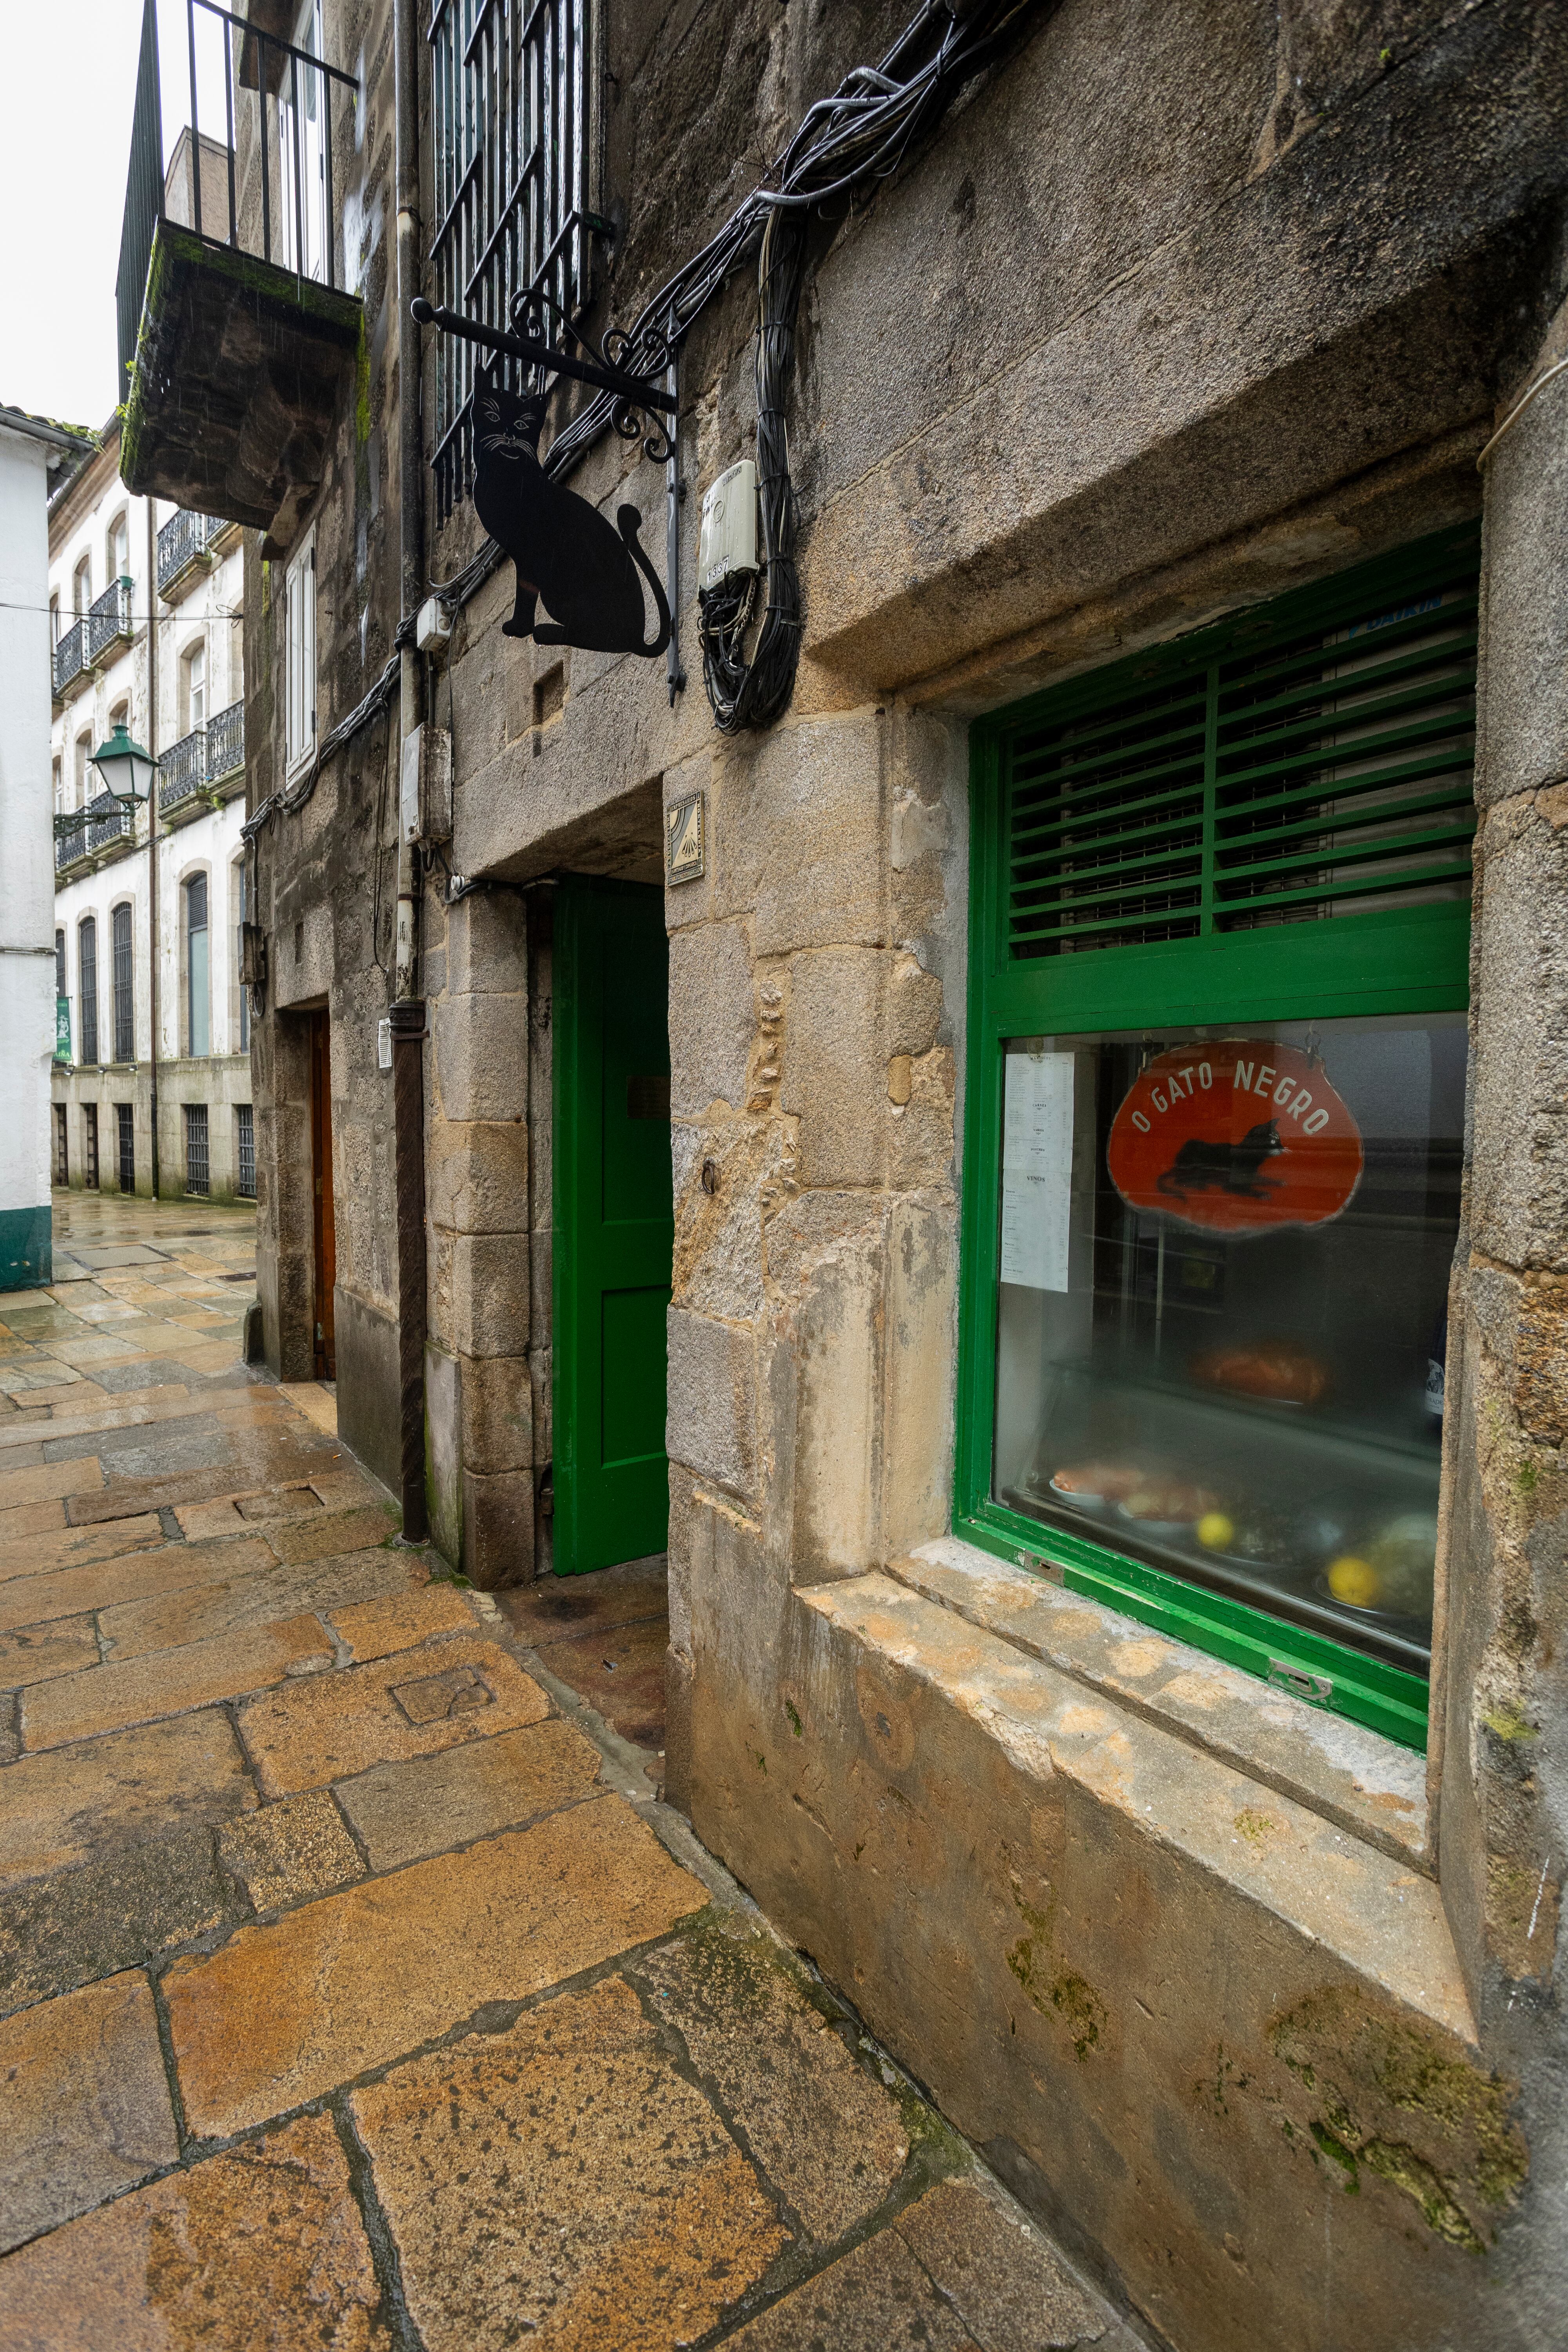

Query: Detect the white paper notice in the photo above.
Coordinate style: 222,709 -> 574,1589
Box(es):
1000,1052 -> 1074,1292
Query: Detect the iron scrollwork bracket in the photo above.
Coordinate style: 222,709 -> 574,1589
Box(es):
411,295 -> 676,464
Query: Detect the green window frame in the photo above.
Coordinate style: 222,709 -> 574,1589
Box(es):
956,523 -> 1481,1751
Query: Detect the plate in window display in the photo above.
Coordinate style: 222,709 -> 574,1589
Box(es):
1115,1480 -> 1223,1540
1318,1515 -> 1437,1622
1108,1043 -> 1363,1236
1038,1461 -> 1150,1517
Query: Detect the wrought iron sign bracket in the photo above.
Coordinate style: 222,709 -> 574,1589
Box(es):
411,297 -> 677,461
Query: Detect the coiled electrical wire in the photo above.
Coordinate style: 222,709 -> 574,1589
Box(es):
697,209 -> 806,733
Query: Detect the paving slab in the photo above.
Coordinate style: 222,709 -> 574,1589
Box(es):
535,1613 -> 669,1749
237,1633 -> 551,1796
724,2227 -> 980,2350
0,1535 -> 277,1635
350,1974 -> 787,2352
216,1791 -> 365,1913
0,1459 -> 103,1511
0,1614 -> 98,1688
0,1499 -> 67,1540
328,1582 -> 478,1661
893,2180 -> 1114,2350
97,1545 -> 419,1661
165,1796 -> 708,2135
263,1501 -> 398,1564
635,1921 -> 908,2243
233,1484 -> 321,1521
0,1708 -> 256,1887
0,1971 -> 178,2254
0,1823 -> 249,2015
336,1717 -> 603,1871
20,1613 -> 333,1752
498,1557 -> 669,1646
0,1513 -> 164,1586
0,2111 -> 387,2350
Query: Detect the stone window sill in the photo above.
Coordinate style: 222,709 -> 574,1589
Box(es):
887,1535 -> 1429,1874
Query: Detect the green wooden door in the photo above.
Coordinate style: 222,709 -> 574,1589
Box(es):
553,878 -> 674,1575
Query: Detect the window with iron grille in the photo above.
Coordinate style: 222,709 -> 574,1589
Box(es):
958,524 -> 1480,1755
79,917 -> 99,1066
116,1102 -> 135,1194
185,1103 -> 211,1196
427,0 -> 595,524
112,904 -> 135,1062
236,1103 -> 256,1198
84,1103 -> 100,1190
53,1105 -> 69,1188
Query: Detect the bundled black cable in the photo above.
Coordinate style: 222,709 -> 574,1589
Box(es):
698,211 -> 808,733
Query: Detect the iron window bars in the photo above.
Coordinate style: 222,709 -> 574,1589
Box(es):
117,0 -> 358,397
117,1103 -> 136,1194
112,905 -> 136,1064
237,1103 -> 256,1198
427,0 -> 595,523
185,1104 -> 211,1196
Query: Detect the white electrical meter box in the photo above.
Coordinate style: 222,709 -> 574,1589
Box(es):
699,460 -> 759,593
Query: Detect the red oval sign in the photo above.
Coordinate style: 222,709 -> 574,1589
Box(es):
1107,1042 -> 1363,1235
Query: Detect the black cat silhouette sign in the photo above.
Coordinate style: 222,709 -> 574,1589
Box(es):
1107,1042 -> 1363,1235
472,374 -> 671,659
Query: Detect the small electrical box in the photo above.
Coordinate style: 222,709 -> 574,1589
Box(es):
415,595 -> 453,657
400,724 -> 453,844
698,460 -> 758,594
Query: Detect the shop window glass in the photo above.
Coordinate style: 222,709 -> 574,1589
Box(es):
960,525 -> 1481,1749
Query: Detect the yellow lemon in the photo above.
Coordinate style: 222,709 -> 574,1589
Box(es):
1196,1512 -> 1234,1551
1328,1555 -> 1381,1608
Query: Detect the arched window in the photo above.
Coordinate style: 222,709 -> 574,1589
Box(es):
79,917 -> 99,1065
232,855 -> 250,1053
112,902 -> 134,1062
73,555 -> 92,619
49,593 -> 60,646
52,757 -> 63,813
107,511 -> 129,583
185,872 -> 210,1058
54,928 -> 65,997
74,731 -> 93,808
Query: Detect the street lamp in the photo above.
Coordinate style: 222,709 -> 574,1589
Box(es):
89,721 -> 157,806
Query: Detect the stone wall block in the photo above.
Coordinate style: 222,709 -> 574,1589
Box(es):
887,1047 -> 957,1194
432,992 -> 528,1125
1477,351 -> 1568,809
666,1307 -> 758,1498
1468,793 -> 1568,1272
773,1209 -> 888,1585
445,890 -> 528,998
424,1344 -> 462,1568
722,717 -> 886,955
425,1120 -> 530,1239
779,946 -> 885,1190
461,1353 -> 534,1475
673,1111 -> 795,1323
452,1232 -> 532,1359
882,1191 -> 958,1561
461,1465 -> 534,1590
668,921 -> 755,1116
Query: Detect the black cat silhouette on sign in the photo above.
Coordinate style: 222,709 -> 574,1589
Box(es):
472,374 -> 671,659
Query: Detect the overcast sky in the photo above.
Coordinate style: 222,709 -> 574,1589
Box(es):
0,0 -> 241,431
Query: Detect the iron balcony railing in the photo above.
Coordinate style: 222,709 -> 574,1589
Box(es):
156,508 -> 233,593
52,620 -> 88,700
55,817 -> 89,872
86,793 -> 135,857
206,698 -> 243,781
85,575 -> 135,665
159,728 -> 209,814
117,0 -> 359,401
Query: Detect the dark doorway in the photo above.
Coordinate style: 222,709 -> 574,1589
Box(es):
552,878 -> 673,1575
308,1006 -> 336,1377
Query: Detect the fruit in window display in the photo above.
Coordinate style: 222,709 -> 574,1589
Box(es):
1196,1511 -> 1235,1550
1189,1339 -> 1330,1406
1327,1555 -> 1381,1608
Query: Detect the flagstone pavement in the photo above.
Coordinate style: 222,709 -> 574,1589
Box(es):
0,1192 -> 1138,2352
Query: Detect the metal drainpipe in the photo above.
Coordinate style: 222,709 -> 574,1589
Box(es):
392,0 -> 428,1542
145,497 -> 161,1201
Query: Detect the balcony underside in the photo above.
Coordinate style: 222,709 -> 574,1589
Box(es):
120,222 -> 361,551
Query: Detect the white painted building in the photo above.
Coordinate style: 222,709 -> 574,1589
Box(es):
49,418 -> 254,1204
0,407 -> 94,1290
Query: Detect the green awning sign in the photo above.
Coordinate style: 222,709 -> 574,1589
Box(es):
54,996 -> 71,1064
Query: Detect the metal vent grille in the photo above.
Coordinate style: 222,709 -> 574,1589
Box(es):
1006,547 -> 1479,962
